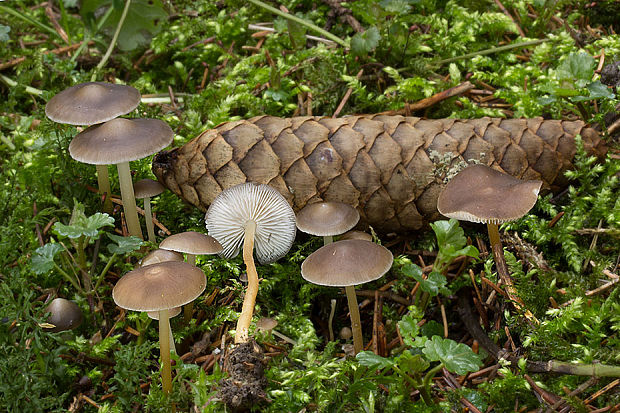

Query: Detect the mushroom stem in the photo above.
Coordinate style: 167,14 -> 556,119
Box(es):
182,253 -> 198,323
96,164 -> 113,213
143,196 -> 156,242
158,308 -> 172,395
345,285 -> 364,354
116,161 -> 143,239
235,220 -> 258,344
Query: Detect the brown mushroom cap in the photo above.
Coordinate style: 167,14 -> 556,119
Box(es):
45,82 -> 141,125
159,231 -> 223,256
69,118 -> 173,165
44,298 -> 83,332
205,182 -> 297,265
134,179 -> 165,199
112,261 -> 206,312
437,164 -> 543,224
148,306 -> 182,320
256,317 -> 278,332
339,230 -> 372,242
301,239 -> 393,287
296,201 -> 360,237
140,249 -> 185,266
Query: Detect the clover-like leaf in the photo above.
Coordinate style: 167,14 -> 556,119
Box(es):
422,336 -> 483,375
557,52 -> 595,87
107,234 -> 143,255
0,25 -> 10,42
356,351 -> 394,370
32,243 -> 63,275
431,219 -> 467,252
351,26 -> 381,56
396,351 -> 430,373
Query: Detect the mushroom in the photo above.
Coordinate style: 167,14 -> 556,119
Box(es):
69,118 -> 173,239
255,317 -> 297,345
437,164 -> 542,321
43,298 -> 83,333
112,261 -> 206,394
147,306 -> 182,355
301,239 -> 393,354
296,201 -> 360,245
133,179 -> 166,242
159,231 -> 223,321
140,249 -> 184,267
159,231 -> 223,266
339,230 -> 372,242
45,82 -> 141,212
205,182 -> 296,344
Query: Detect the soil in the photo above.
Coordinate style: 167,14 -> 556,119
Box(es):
218,340 -> 268,411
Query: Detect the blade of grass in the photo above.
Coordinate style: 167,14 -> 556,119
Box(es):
0,5 -> 62,40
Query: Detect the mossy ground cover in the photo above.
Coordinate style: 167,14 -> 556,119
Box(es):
0,0 -> 619,411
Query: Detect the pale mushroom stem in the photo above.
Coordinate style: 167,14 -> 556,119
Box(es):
323,235 -> 363,354
96,164 -> 113,213
143,196 -> 156,242
235,220 -> 258,344
158,308 -> 172,395
345,285 -> 364,354
116,161 -> 143,239
183,253 -> 197,323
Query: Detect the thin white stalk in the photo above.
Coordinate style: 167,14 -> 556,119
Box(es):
158,308 -> 172,395
96,164 -> 113,213
143,196 -> 156,242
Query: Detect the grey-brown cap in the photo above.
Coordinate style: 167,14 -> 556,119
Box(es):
159,231 -> 223,256
134,179 -> 166,199
140,249 -> 185,267
112,261 -> 206,312
339,230 -> 372,242
69,118 -> 173,165
296,201 -> 359,237
256,317 -> 278,332
148,306 -> 182,320
437,164 -> 543,224
45,82 -> 141,125
301,239 -> 393,287
205,182 -> 297,265
44,298 -> 83,332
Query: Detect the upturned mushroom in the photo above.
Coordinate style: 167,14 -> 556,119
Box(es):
437,164 -> 542,321
133,179 -> 166,242
301,239 -> 393,354
45,82 -> 141,212
205,182 -> 296,344
69,118 -> 173,239
112,261 -> 206,395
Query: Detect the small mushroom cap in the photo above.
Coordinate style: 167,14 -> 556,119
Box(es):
301,239 -> 393,287
45,82 -> 141,125
437,164 -> 543,224
147,306 -> 182,320
134,179 -> 165,199
296,201 -> 360,237
69,118 -> 173,165
256,317 -> 278,332
112,261 -> 206,312
205,182 -> 297,265
44,298 -> 83,332
140,249 -> 185,266
339,230 -> 372,242
159,231 -> 223,256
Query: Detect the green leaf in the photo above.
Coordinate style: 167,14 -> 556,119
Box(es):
32,243 -> 63,274
557,52 -> 595,86
396,351 -> 430,373
422,336 -> 483,375
287,19 -> 307,50
421,271 -> 447,296
571,81 -> 615,102
350,26 -> 381,56
107,234 -> 143,254
431,219 -> 467,252
0,25 -> 10,42
81,0 -> 167,51
397,314 -> 420,347
356,351 -> 394,370
53,211 -> 114,239
401,262 -> 423,280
